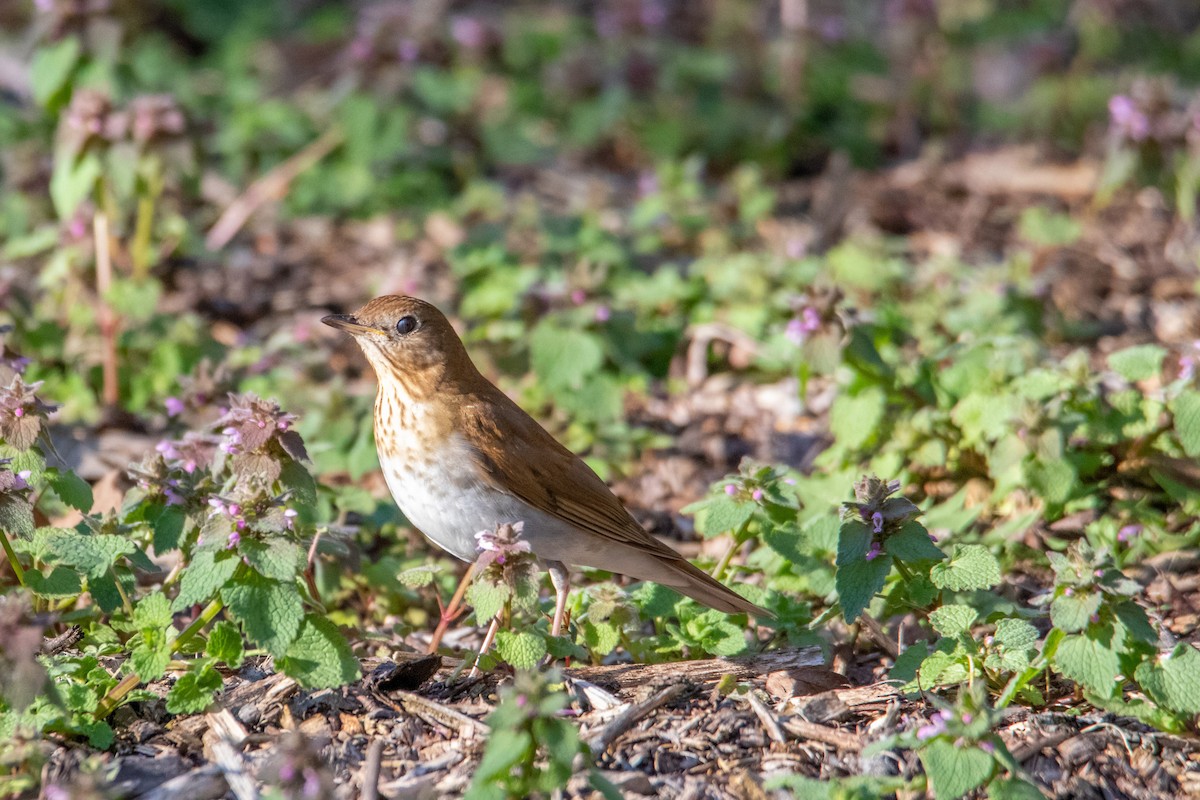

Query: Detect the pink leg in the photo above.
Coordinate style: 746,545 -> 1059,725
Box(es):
548,561 -> 570,637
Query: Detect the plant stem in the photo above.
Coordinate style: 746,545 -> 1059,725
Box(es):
93,210 -> 119,407
0,526 -> 26,586
710,519 -> 752,582
174,598 -> 224,653
95,598 -> 225,719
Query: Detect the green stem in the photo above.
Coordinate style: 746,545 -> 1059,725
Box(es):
95,598 -> 225,719
0,526 -> 26,586
174,598 -> 224,653
710,519 -> 753,582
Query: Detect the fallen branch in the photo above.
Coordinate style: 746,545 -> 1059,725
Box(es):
568,647 -> 823,691
586,683 -> 688,756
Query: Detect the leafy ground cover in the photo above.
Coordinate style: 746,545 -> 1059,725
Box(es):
3,0 -> 1200,797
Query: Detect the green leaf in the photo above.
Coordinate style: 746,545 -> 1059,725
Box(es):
1025,457 -> 1076,506
530,322 -> 603,391
172,548 -> 240,611
1050,591 -> 1101,633
206,621 -> 244,669
166,663 -> 224,715
1171,390 -> 1200,458
918,739 -> 995,800
222,572 -> 303,657
929,604 -> 976,637
279,458 -> 319,506
130,633 -> 171,682
494,630 -> 547,670
1054,633 -> 1121,696
930,545 -> 1000,592
886,521 -> 945,563
835,520 -> 891,622
148,504 -> 186,554
1108,344 -> 1166,382
0,496 -> 35,540
829,387 -> 886,451
30,37 -> 80,108
50,150 -> 101,221
132,592 -> 173,630
689,495 -> 755,538
993,618 -> 1040,650
581,620 -> 621,657
396,565 -> 438,588
240,539 -> 305,582
1134,644 -> 1200,715
46,470 -> 92,513
277,615 -> 360,689
41,530 -> 135,579
467,581 -> 510,623
25,566 -> 82,598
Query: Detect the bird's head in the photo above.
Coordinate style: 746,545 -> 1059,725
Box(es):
322,296 -> 474,394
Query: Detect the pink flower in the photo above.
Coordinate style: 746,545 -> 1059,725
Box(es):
752,488 -> 764,502
725,484 -> 737,496
164,396 -> 185,417
865,541 -> 882,561
594,305 -> 611,322
1109,95 -> 1150,141
916,710 -> 950,740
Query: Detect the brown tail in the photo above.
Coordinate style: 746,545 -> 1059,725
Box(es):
660,558 -> 775,619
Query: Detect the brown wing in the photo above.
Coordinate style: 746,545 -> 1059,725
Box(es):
460,391 -> 680,559
459,390 -> 771,618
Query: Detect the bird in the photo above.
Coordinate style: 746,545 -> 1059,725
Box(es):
322,295 -> 771,638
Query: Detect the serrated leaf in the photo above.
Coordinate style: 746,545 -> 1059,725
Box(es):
277,615 -> 359,689
46,470 -> 92,513
0,496 -> 35,540
1172,390 -> 1200,458
886,521 -> 945,563
494,630 -> 547,669
132,592 -> 173,630
172,548 -> 240,611
39,529 -> 135,579
930,545 -> 1000,592
1108,344 -> 1166,382
206,620 -> 244,669
1026,457 -> 1076,506
279,458 -> 317,506
396,565 -> 438,588
149,504 -> 186,554
530,322 -> 603,391
835,541 -> 891,624
929,604 -> 976,637
25,566 -> 81,598
993,618 -> 1040,650
829,387 -> 886,451
1054,633 -> 1121,696
222,572 -> 303,657
1134,644 -> 1200,715
581,620 -> 621,657
918,739 -> 995,800
240,538 -> 305,582
467,580 -> 510,622
30,37 -> 79,107
920,645 -> 973,687
690,495 -> 755,538
166,663 -> 224,715
1050,591 -> 1101,633
130,634 -> 171,682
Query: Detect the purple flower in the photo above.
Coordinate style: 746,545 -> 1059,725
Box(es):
871,511 -> 884,534
725,484 -> 738,496
752,488 -> 764,502
979,740 -> 995,754
785,307 -> 822,345
227,531 -> 240,549
637,171 -> 659,198
1109,95 -> 1150,141
1118,523 -> 1142,543
163,487 -> 184,506
916,710 -> 950,740
475,521 -> 530,569
450,16 -> 486,49
865,541 -> 882,561
164,396 -> 185,417
283,508 -> 298,529
571,289 -> 587,305
594,305 -> 611,323
156,440 -> 181,460
398,39 -> 420,63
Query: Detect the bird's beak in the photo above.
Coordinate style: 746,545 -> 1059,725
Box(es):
321,314 -> 385,337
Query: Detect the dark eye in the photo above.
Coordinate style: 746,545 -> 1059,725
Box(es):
395,315 -> 419,335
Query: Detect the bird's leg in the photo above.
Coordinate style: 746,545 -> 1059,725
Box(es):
469,614 -> 501,678
547,561 -> 571,637
427,561 -> 477,655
